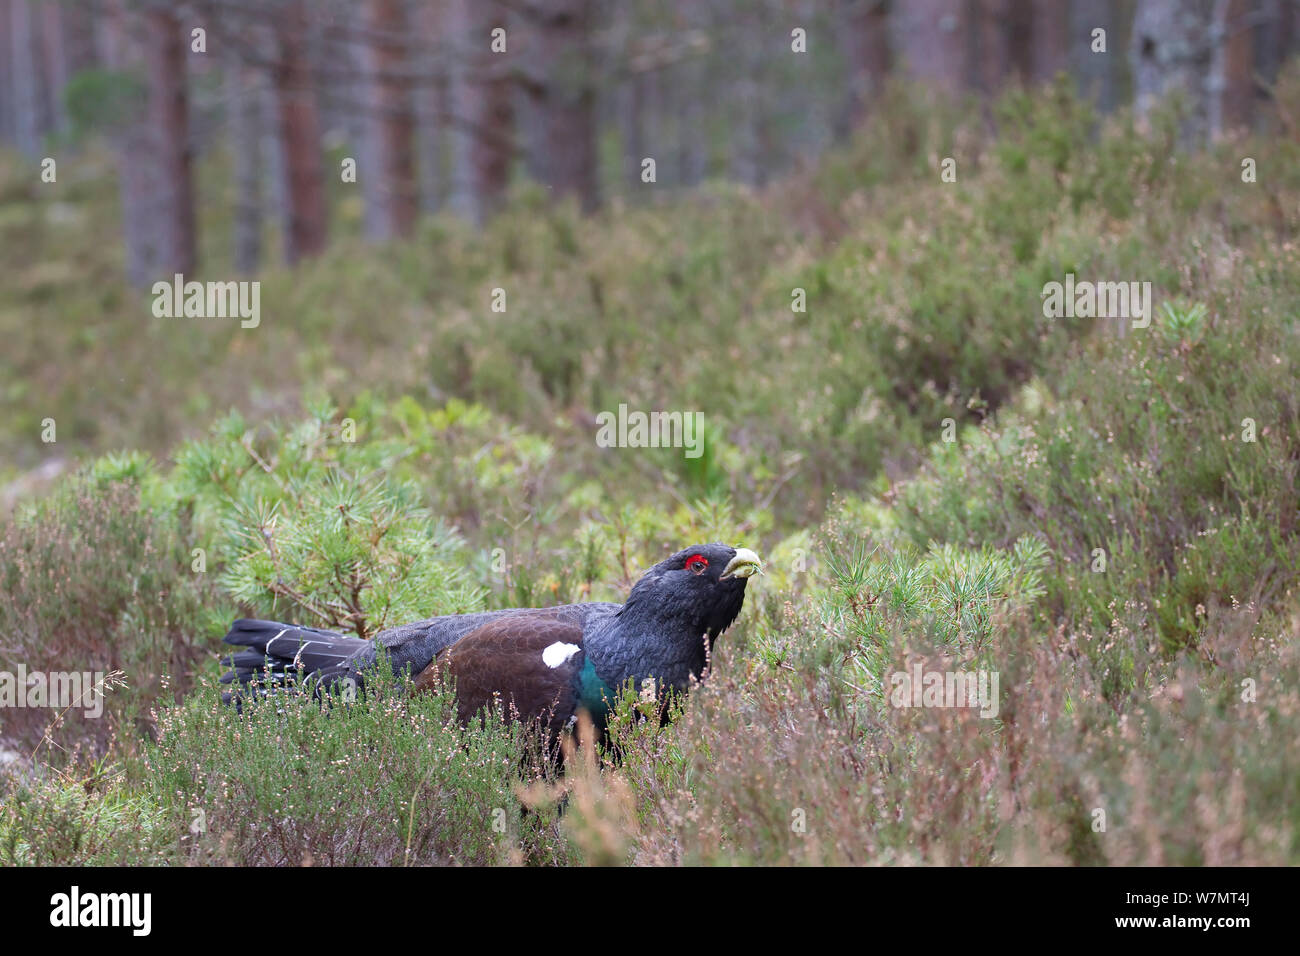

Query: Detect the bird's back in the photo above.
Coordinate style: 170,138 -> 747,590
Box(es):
348,601 -> 622,682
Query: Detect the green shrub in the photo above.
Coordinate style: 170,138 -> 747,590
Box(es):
144,661 -> 569,866
0,763 -> 171,865
0,473 -> 226,758
861,292 -> 1300,691
164,401 -> 485,635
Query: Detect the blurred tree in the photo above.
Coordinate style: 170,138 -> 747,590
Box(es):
413,0 -> 448,214
0,1 -> 12,145
517,0 -> 600,212
731,1 -> 774,187
1255,0 -> 1297,96
445,0 -> 514,225
1209,0 -> 1255,136
361,0 -> 416,238
272,0 -> 328,262
673,10 -> 708,187
40,1 -> 72,137
1070,0 -> 1120,109
144,6 -> 196,277
8,0 -> 45,156
1029,0 -> 1070,83
613,8 -> 697,197
1131,0 -> 1214,142
93,0 -> 194,286
619,46 -> 647,194
975,0 -> 1014,94
5,0 -> 1296,276
895,0 -> 968,96
838,0 -> 892,134
225,41 -> 262,274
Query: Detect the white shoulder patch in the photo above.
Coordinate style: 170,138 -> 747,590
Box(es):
542,641 -> 581,669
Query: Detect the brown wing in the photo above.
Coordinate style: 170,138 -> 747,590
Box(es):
411,612 -> 586,735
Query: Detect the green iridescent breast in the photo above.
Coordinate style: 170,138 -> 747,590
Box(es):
576,656 -> 616,723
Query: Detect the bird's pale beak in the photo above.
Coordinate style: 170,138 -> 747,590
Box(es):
720,548 -> 763,580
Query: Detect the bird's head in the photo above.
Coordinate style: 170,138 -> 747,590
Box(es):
625,542 -> 763,639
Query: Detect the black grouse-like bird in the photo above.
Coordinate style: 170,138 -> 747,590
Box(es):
219,543 -> 762,735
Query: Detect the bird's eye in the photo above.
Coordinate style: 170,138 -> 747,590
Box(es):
685,554 -> 709,574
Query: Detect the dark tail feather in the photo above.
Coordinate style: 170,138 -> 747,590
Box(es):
220,619 -> 368,705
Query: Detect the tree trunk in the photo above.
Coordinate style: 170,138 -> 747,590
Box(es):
839,0 -> 892,133
1070,0 -> 1118,108
61,0 -> 98,75
362,0 -> 417,238
731,6 -> 772,187
445,0 -> 513,225
518,0 -> 598,212
145,8 -> 196,277
1131,0 -> 1215,144
226,49 -> 262,274
1209,0 -> 1254,137
1254,0 -> 1296,94
676,40 -> 707,186
273,0 -> 328,264
99,0 -> 154,286
0,0 -> 12,145
894,0 -> 968,97
621,65 -> 646,195
414,0 -> 447,214
444,0 -> 475,220
260,62 -> 285,241
40,0 -> 69,136
98,0 -> 192,285
9,0 -> 44,155
1029,0 -> 1069,83
974,0 -> 1013,94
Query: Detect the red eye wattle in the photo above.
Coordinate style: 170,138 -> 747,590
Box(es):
685,555 -> 709,574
